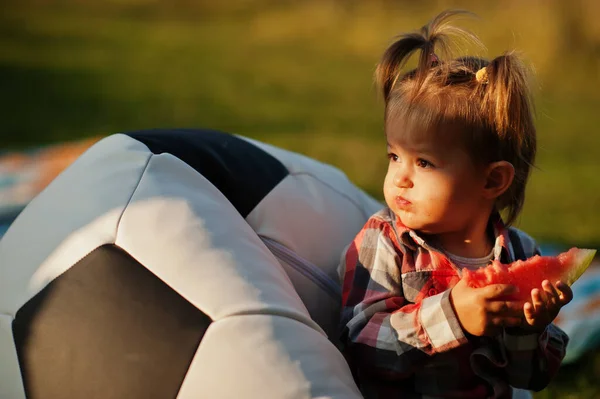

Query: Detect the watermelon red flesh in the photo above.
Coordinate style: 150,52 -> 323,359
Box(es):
462,248 -> 597,302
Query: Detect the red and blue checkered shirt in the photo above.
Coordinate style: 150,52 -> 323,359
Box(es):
339,207 -> 569,398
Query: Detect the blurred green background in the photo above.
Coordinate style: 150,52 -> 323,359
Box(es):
1,0 -> 599,396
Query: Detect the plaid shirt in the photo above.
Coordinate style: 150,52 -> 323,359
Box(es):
339,208 -> 569,399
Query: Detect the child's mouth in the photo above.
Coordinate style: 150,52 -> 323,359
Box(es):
395,196 -> 412,209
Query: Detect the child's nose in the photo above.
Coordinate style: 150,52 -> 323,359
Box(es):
393,168 -> 413,188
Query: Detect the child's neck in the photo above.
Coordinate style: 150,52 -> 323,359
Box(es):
429,217 -> 494,259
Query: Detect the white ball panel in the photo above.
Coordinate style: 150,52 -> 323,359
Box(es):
264,242 -> 341,340
177,314 -> 362,399
247,174 -> 381,283
241,135 -> 381,284
116,153 -> 322,333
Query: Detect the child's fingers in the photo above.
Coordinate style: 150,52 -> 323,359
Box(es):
531,288 -> 546,313
524,301 -> 536,324
542,280 -> 560,304
555,281 -> 574,304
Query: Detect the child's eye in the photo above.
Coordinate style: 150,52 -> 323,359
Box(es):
417,158 -> 434,168
387,153 -> 399,162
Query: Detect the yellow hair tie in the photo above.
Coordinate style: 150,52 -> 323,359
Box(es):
475,67 -> 489,84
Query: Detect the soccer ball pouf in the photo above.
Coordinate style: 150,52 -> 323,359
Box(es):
0,129 -> 381,399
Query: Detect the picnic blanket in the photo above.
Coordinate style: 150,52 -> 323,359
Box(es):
0,137 -> 598,365
0,138 -> 99,230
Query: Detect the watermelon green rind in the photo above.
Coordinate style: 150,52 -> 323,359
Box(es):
563,248 -> 596,286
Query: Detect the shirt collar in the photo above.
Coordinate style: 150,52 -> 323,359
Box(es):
390,209 -> 512,262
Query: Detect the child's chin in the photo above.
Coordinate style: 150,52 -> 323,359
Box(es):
396,213 -> 421,230
398,215 -> 436,234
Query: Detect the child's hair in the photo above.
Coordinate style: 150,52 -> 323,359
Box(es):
376,10 -> 536,226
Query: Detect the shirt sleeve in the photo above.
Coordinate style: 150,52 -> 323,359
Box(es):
502,323 -> 569,391
339,216 -> 468,379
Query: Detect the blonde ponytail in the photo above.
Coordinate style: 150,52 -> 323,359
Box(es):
477,53 -> 536,224
375,9 -> 480,103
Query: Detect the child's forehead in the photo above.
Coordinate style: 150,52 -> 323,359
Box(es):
385,117 -> 461,152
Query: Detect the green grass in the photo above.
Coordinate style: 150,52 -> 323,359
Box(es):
535,348 -> 600,399
1,1 -> 600,396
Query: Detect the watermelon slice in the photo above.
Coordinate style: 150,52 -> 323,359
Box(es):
462,248 -> 597,301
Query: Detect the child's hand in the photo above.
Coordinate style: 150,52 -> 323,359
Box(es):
450,278 -> 524,337
522,280 -> 573,332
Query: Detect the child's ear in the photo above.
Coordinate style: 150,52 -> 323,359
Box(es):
483,161 -> 515,199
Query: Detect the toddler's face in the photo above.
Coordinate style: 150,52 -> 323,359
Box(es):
383,119 -> 488,235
